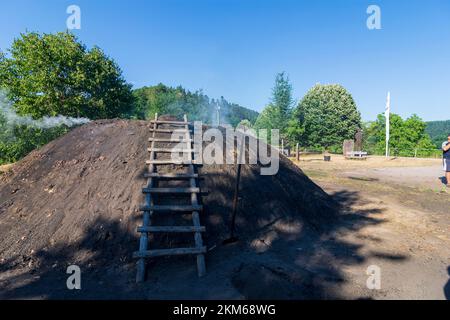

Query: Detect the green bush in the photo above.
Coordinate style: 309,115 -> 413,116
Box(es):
0,118 -> 68,164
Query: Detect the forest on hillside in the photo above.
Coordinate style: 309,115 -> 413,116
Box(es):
132,84 -> 259,127
426,120 -> 450,147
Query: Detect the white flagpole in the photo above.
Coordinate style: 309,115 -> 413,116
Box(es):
385,92 -> 391,158
217,105 -> 221,127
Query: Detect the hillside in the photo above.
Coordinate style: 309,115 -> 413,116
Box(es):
426,120 -> 450,147
132,84 -> 259,127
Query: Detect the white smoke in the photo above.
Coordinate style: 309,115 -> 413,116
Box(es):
0,92 -> 90,128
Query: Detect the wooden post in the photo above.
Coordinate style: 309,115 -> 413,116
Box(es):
296,143 -> 299,161
184,114 -> 206,277
385,92 -> 391,158
230,163 -> 242,239
136,113 -> 158,283
281,139 -> 284,155
229,134 -> 245,240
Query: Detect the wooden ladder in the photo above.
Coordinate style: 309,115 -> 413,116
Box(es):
135,114 -> 206,283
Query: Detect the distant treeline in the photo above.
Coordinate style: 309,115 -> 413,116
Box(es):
426,120 -> 450,147
131,84 -> 259,127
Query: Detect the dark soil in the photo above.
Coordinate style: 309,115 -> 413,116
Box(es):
0,119 -> 362,299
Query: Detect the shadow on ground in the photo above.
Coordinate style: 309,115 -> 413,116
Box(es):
0,216 -> 145,299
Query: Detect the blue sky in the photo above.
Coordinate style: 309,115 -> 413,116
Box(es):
1,0 -> 449,121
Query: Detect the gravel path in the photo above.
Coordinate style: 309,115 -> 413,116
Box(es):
341,165 -> 447,190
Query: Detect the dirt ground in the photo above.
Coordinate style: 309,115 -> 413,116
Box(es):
0,121 -> 449,300
0,120 -> 337,300
290,154 -> 450,299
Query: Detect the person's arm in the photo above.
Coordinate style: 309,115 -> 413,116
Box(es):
443,142 -> 450,152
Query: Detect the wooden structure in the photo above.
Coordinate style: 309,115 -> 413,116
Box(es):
343,140 -> 355,157
345,151 -> 368,160
135,114 -> 206,283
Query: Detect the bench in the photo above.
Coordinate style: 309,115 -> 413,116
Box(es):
346,151 -> 368,160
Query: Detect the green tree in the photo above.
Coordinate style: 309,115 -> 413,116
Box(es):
286,107 -> 305,146
237,119 -> 252,131
271,72 -> 294,128
254,72 -> 294,141
365,113 -> 437,157
290,84 -> 361,149
0,32 -> 133,119
254,104 -> 279,143
132,83 -> 181,119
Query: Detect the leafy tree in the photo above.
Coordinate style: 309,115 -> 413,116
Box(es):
236,119 -> 252,131
254,104 -> 279,143
290,84 -> 361,149
254,72 -> 294,142
365,113 -> 437,157
271,72 -> 294,130
0,32 -> 133,119
286,107 -> 305,146
132,84 -> 182,119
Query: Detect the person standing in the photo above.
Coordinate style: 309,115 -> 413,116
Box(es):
443,133 -> 450,187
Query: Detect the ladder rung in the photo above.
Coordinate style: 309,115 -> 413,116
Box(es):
148,138 -> 192,143
149,128 -> 191,133
148,148 -> 194,153
133,246 -> 207,258
149,120 -> 191,125
144,173 -> 199,179
142,187 -> 200,194
146,160 -> 196,165
137,226 -> 205,233
139,204 -> 203,212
